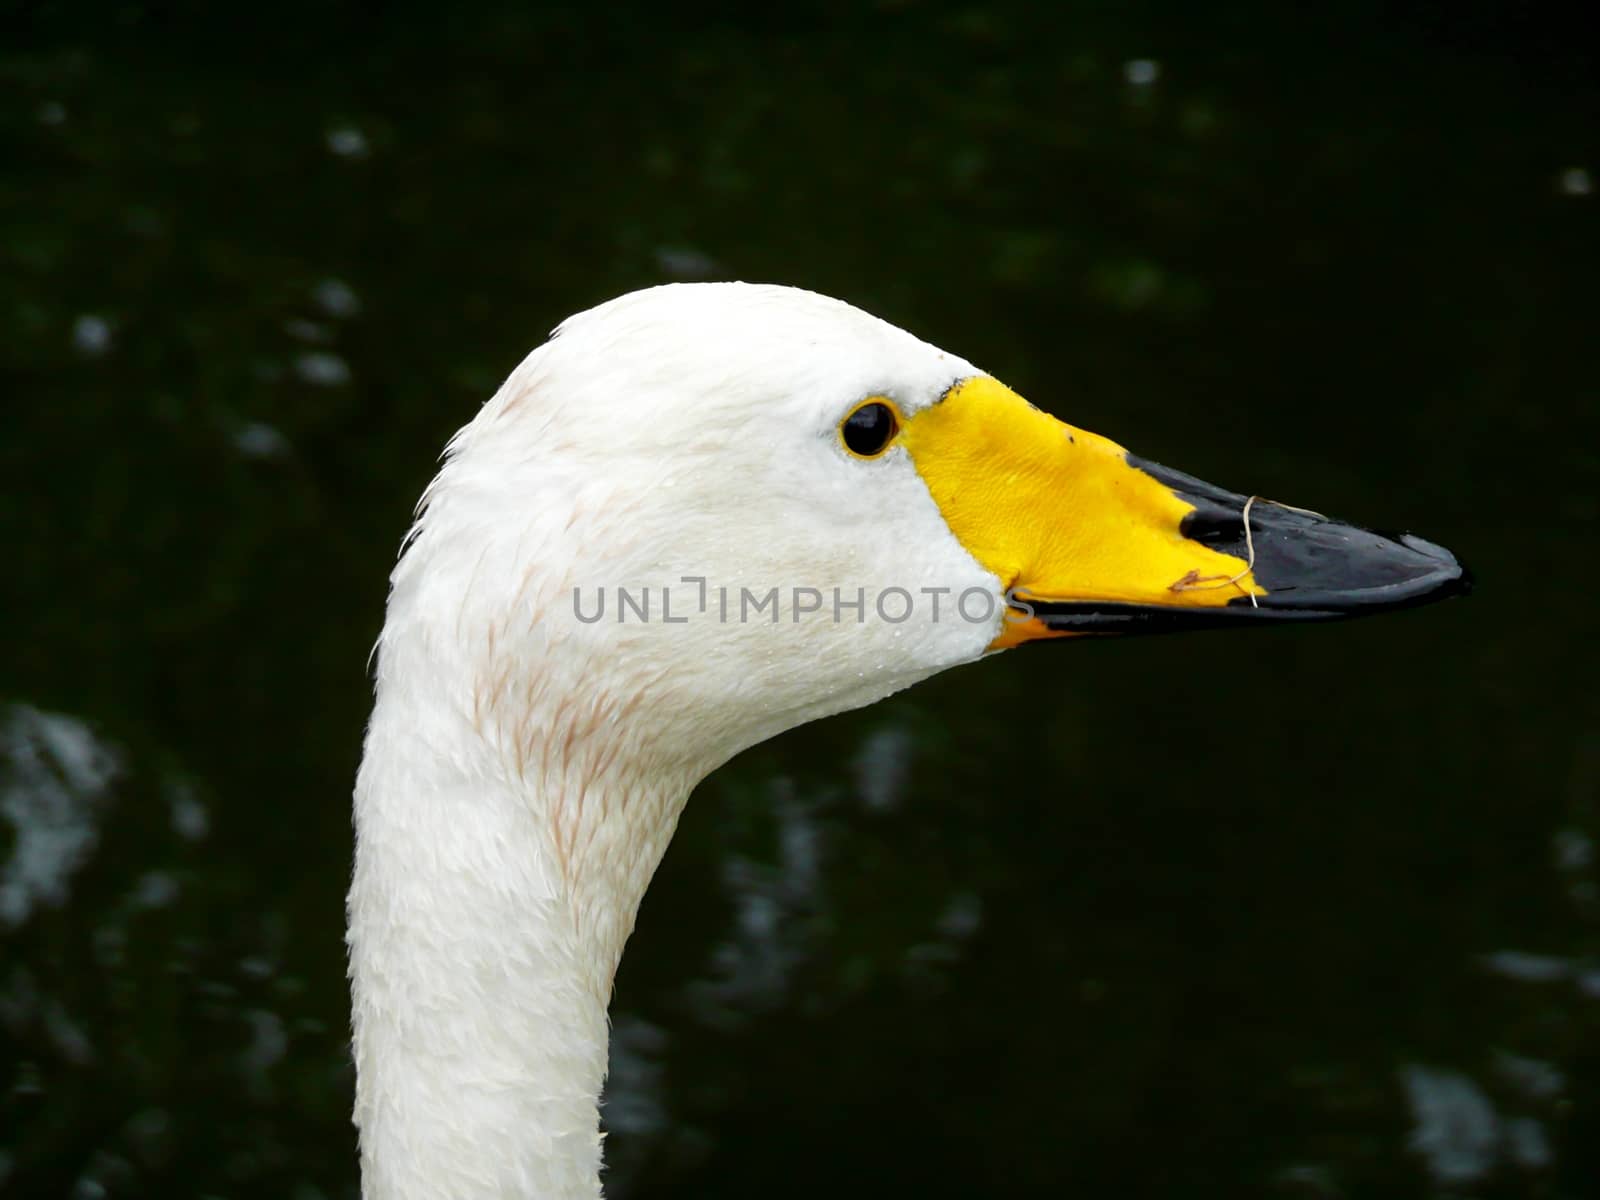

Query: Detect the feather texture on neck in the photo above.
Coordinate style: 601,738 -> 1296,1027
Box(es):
348,283 -> 1000,1197
350,590 -> 700,1198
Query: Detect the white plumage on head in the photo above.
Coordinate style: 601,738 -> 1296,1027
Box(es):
351,283 -> 1003,1199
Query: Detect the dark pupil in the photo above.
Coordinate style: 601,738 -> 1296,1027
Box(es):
843,403 -> 896,456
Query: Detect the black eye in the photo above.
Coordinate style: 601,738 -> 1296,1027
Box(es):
841,401 -> 899,458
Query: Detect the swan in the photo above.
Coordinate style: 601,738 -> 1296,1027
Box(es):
349,283 -> 1466,1198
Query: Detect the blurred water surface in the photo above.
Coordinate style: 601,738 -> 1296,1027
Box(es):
3,3 -> 1597,1196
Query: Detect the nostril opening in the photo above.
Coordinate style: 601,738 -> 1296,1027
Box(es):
1179,501 -> 1245,548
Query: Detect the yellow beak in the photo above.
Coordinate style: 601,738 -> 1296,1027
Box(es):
899,377 -> 1468,648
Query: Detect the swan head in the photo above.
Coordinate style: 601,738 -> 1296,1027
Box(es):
354,281 -> 1467,1196
393,282 -> 1466,785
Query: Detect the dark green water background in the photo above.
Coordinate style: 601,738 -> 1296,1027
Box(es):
4,3 -> 1597,1196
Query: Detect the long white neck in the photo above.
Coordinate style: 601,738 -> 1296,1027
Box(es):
344,283 -> 1000,1196
348,598 -> 697,1199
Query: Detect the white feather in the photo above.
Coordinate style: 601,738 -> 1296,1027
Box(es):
349,283 -> 1004,1198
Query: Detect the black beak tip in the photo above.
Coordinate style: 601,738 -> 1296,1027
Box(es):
1397,533 -> 1473,598
1374,530 -> 1474,608
1243,523 -> 1473,618
1405,533 -> 1473,599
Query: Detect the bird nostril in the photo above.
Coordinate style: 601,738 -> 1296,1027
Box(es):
1179,502 -> 1245,549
